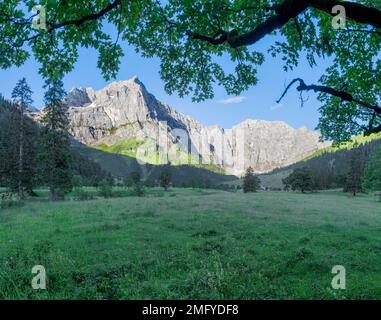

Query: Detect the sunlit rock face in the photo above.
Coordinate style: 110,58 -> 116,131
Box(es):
42,76 -> 331,176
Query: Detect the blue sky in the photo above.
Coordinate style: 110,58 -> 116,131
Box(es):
0,27 -> 332,131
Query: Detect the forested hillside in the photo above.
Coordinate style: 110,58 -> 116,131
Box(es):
261,135 -> 381,190
0,95 -> 107,190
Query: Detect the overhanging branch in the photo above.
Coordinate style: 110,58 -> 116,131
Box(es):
10,0 -> 123,47
48,0 -> 122,30
277,78 -> 381,114
189,0 -> 381,48
277,78 -> 381,134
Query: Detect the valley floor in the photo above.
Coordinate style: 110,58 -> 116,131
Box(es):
0,189 -> 380,299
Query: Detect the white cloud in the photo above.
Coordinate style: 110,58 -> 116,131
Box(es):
218,96 -> 248,105
270,103 -> 284,111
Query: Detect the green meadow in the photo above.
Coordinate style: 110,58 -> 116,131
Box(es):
0,189 -> 380,299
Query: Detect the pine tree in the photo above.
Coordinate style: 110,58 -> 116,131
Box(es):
243,167 -> 260,193
11,78 -> 33,199
344,144 -> 364,196
39,77 -> 72,201
362,145 -> 381,201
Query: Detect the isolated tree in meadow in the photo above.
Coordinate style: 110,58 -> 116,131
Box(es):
284,167 -> 314,193
11,78 -> 33,199
39,77 -> 72,201
159,169 -> 172,190
362,145 -> 381,201
0,1 -> 380,142
159,169 -> 172,191
243,167 -> 260,193
129,171 -> 144,196
98,178 -> 113,198
344,144 -> 364,196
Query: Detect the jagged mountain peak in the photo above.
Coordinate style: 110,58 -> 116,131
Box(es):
65,76 -> 147,108
101,76 -> 147,92
60,77 -> 330,175
65,87 -> 96,107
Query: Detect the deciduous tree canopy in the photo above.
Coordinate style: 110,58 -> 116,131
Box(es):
1,0 -> 380,141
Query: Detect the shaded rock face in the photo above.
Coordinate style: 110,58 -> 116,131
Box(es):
54,76 -> 330,176
65,87 -> 96,107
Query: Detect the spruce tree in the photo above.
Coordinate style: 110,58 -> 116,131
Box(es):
362,145 -> 381,201
243,167 -> 260,193
39,77 -> 72,201
344,144 -> 364,196
11,78 -> 33,199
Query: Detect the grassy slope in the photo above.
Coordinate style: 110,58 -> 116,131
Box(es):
303,132 -> 381,162
304,132 -> 381,161
94,138 -> 226,175
0,189 -> 380,299
72,141 -> 233,185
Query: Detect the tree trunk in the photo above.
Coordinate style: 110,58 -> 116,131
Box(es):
18,102 -> 25,200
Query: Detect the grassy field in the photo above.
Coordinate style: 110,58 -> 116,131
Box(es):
0,188 -> 380,299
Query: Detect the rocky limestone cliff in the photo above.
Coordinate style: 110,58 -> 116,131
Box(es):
39,76 -> 331,176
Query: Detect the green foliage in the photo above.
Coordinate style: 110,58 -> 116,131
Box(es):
1,1 -> 379,141
283,167 -> 314,193
0,192 -> 23,209
98,179 -> 113,198
72,175 -> 83,188
243,167 -> 260,193
38,78 -> 72,200
159,169 -> 172,190
363,145 -> 381,192
127,171 -> 144,196
11,77 -> 35,197
343,144 -> 364,196
96,138 -> 146,157
132,183 -> 145,197
304,132 -> 381,161
72,187 -> 94,201
265,137 -> 381,192
70,151 -> 107,187
11,77 -> 33,107
130,171 -> 141,186
0,94 -> 39,193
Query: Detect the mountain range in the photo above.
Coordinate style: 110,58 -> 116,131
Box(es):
31,76 -> 330,177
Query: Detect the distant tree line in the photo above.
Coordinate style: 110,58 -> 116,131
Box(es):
282,142 -> 381,198
274,138 -> 380,192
